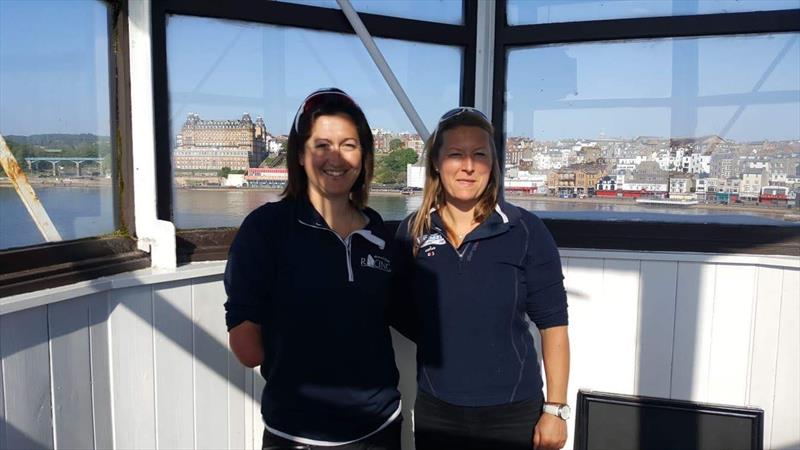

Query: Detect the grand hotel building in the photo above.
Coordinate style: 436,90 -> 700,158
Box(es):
174,113 -> 268,172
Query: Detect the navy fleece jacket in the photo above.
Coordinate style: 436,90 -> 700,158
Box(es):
224,197 -> 401,444
395,201 -> 568,407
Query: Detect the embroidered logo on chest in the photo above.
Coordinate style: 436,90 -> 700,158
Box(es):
417,232 -> 446,258
418,232 -> 446,248
361,254 -> 392,273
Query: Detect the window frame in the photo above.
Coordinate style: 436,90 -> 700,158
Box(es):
0,0 -> 149,298
3,2 -> 798,301
151,0 -> 479,222
491,4 -> 800,256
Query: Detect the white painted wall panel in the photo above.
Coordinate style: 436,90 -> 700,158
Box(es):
48,297 -> 94,450
253,370 -> 266,447
153,281 -> 195,449
88,292 -> 114,449
771,269 -> 800,450
563,256 -> 603,394
244,367 -> 256,450
109,285 -> 157,449
391,330 -> 417,450
228,346 -> 247,450
0,351 -> 5,449
2,254 -> 797,450
671,262 -> 716,402
0,306 -> 53,449
597,259 -> 640,395
707,265 -> 757,405
637,260 -> 678,398
192,279 -> 230,449
748,266 -> 784,448
559,256 -> 599,450
563,258 -> 639,450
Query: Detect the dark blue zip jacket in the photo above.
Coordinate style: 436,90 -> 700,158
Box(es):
395,201 -> 568,407
224,197 -> 401,444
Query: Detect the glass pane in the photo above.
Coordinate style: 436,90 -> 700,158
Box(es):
166,15 -> 461,228
508,0 -> 800,26
505,33 -> 800,225
0,0 -> 114,250
281,0 -> 463,25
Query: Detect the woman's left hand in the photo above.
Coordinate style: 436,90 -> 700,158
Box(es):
533,413 -> 567,450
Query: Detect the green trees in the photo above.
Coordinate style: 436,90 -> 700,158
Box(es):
374,147 -> 418,185
217,167 -> 247,178
389,138 -> 404,152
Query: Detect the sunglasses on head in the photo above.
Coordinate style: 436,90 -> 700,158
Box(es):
431,107 -> 491,143
292,88 -> 358,133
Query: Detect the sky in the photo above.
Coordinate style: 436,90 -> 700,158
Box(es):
0,1 -> 110,136
0,0 -> 798,142
507,0 -> 800,25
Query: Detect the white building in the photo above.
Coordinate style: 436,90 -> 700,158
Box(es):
720,177 -> 741,194
741,169 -> 769,200
505,170 -> 548,193
406,164 -> 426,189
223,173 -> 247,187
616,156 -> 646,172
695,177 -> 722,200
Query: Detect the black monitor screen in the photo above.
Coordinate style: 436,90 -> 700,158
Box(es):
574,390 -> 763,450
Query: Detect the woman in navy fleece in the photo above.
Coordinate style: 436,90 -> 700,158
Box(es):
224,88 -> 402,449
396,108 -> 571,450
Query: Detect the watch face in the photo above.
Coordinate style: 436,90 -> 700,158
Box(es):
559,404 -> 572,420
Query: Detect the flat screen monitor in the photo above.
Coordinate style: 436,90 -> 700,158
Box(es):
574,390 -> 764,450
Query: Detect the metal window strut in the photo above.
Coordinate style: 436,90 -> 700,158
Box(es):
335,0 -> 431,142
0,134 -> 62,242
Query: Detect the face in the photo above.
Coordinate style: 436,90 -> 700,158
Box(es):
301,113 -> 363,202
435,125 -> 493,210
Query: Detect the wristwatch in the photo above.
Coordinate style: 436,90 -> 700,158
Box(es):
542,403 -> 571,420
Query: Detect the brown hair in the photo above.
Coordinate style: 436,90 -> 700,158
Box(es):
282,94 -> 375,208
409,112 -> 501,255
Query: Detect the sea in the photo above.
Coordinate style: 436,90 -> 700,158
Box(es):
1,186 -> 797,250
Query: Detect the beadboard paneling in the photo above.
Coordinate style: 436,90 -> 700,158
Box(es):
771,269 -> 800,450
109,285 -> 157,449
49,297 -> 94,450
1,253 -> 797,450
637,260 -> 678,398
154,281 -> 195,449
0,306 -> 54,449
192,278 -> 231,450
671,262 -> 717,402
749,266 -> 785,448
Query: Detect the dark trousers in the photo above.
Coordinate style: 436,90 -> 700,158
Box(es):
414,391 -> 543,450
262,419 -> 402,450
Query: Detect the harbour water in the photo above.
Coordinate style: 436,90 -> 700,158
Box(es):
1,186 -> 797,250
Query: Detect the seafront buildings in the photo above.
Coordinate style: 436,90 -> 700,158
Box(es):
170,113 -> 800,206
174,113 -> 271,173
504,135 -> 800,205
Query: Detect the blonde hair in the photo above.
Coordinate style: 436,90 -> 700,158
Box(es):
409,113 -> 502,255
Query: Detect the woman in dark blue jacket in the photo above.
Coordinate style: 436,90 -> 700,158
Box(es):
396,108 -> 571,450
224,88 -> 401,449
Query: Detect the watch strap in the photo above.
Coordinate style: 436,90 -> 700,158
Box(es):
542,404 -> 561,416
542,403 -> 570,420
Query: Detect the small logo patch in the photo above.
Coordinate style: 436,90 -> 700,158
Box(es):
417,233 -> 446,248
361,254 -> 392,272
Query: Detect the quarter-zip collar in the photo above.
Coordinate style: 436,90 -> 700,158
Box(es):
430,200 -> 519,246
294,197 -> 386,282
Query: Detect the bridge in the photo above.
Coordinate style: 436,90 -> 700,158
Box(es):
25,157 -> 104,176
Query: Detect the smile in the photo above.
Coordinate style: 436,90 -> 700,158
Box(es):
323,168 -> 348,177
